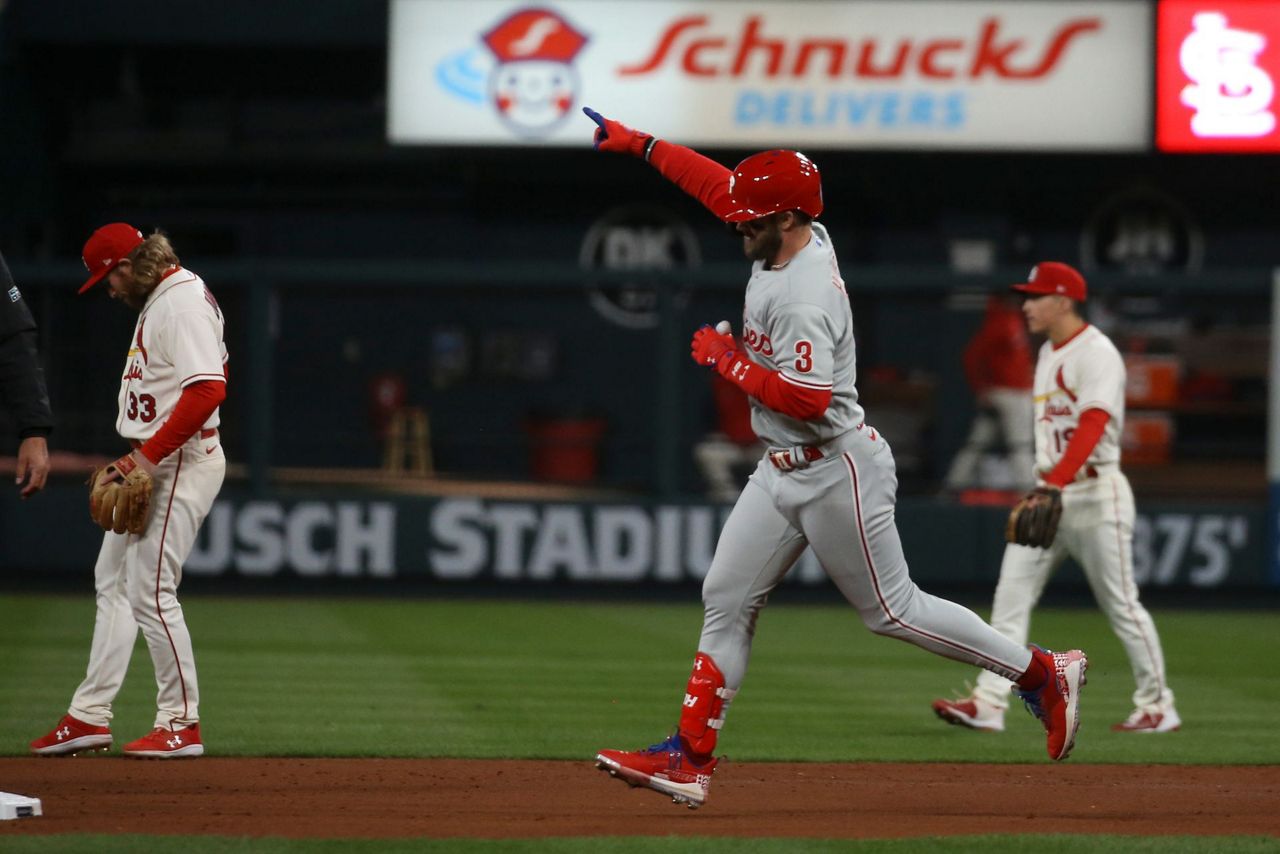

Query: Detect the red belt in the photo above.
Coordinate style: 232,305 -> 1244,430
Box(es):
129,428 -> 216,450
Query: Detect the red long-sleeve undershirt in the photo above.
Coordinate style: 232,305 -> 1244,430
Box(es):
717,352 -> 832,421
1043,408 -> 1109,488
138,379 -> 226,464
653,142 -> 833,421
648,140 -> 734,220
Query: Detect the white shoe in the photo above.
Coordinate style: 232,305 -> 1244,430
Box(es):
1111,707 -> 1181,733
931,695 -> 1006,732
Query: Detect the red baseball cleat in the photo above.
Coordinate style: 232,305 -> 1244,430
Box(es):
1015,646 -> 1088,761
1112,708 -> 1181,733
595,733 -> 718,808
123,723 -> 203,759
931,696 -> 1005,732
30,714 -> 112,756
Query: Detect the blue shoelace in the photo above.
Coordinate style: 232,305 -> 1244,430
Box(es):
1016,686 -> 1046,722
644,733 -> 683,754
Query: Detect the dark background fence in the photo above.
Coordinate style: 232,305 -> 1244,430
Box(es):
0,1 -> 1273,587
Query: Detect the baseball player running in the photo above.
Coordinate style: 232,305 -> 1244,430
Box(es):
30,223 -> 227,758
933,262 -> 1179,735
583,108 -> 1088,809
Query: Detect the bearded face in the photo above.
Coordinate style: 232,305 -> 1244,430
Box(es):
736,215 -> 784,265
106,263 -> 154,311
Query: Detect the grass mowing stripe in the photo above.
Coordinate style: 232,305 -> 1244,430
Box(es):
1,596 -> 1276,763
0,835 -> 1274,853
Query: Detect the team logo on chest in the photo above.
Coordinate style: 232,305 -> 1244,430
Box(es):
1054,366 -> 1077,401
1038,365 -> 1077,420
134,319 -> 149,365
1043,402 -> 1073,419
742,321 -> 773,356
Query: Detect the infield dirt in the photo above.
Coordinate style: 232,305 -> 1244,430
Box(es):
0,758 -> 1276,839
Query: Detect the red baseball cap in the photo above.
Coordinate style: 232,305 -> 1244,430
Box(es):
79,223 -> 145,294
1011,261 -> 1087,302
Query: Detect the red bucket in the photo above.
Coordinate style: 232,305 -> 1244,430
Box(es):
525,418 -> 606,483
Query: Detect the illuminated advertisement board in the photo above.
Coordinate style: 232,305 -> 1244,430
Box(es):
389,1 -> 1151,150
1157,0 -> 1280,152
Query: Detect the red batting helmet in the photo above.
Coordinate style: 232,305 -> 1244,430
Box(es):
721,150 -> 823,222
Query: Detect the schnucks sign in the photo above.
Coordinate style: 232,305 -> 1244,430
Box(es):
388,0 -> 1151,149
1156,0 -> 1280,153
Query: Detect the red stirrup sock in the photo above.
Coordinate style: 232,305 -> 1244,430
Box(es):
677,652 -> 735,760
1016,647 -> 1051,691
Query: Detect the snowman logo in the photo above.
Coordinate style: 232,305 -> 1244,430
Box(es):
482,8 -> 588,137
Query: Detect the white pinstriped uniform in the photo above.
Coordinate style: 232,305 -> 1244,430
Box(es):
698,225 -> 1033,697
970,325 -> 1175,716
68,269 -> 227,730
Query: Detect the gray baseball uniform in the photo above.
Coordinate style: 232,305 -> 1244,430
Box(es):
698,225 -> 1034,695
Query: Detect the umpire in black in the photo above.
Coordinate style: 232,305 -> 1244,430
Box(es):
0,251 -> 53,496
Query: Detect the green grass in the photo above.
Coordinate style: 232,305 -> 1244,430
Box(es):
0,595 -> 1276,764
0,836 -> 1275,853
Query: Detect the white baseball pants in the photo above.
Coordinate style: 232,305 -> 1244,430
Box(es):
68,443 -> 225,729
972,470 -> 1175,714
944,388 -> 1035,491
698,425 -> 1033,695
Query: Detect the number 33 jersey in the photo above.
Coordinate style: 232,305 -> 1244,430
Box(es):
1032,324 -> 1125,475
740,222 -> 864,448
117,269 -> 228,441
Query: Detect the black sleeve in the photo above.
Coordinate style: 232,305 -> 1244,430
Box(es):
0,253 -> 36,339
0,254 -> 54,438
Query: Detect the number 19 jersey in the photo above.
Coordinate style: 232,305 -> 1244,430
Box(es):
1032,324 -> 1125,476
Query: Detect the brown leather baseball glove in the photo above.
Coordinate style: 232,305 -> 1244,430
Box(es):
1005,486 -> 1063,548
89,453 -> 154,535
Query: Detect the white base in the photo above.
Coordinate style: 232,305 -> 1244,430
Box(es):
0,791 -> 43,819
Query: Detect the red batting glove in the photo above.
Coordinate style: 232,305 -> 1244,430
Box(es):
691,324 -> 735,367
583,107 -> 657,160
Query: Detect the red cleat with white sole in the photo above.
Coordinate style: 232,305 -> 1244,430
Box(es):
1015,646 -> 1088,761
931,696 -> 1006,732
595,733 -> 718,808
30,714 -> 112,756
1112,708 -> 1181,733
123,723 -> 203,759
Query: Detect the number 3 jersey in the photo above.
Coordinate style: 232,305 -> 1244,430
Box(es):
740,222 -> 864,448
1031,324 -> 1125,476
117,269 -> 228,441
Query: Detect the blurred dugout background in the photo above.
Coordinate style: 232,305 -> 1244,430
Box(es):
0,0 -> 1273,588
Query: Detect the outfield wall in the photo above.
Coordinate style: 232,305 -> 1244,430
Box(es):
1,484 -> 1265,589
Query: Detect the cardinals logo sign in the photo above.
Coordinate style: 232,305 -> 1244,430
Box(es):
435,7 -> 588,137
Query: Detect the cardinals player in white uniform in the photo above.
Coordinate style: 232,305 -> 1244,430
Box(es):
583,108 -> 1089,809
933,262 -> 1179,735
31,223 -> 227,758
